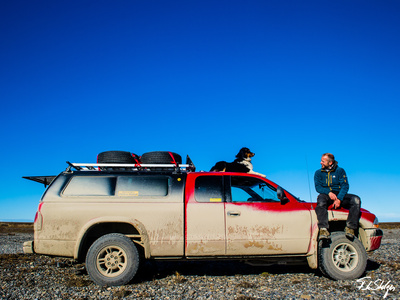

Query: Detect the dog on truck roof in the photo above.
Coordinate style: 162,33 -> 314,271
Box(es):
210,147 -> 266,177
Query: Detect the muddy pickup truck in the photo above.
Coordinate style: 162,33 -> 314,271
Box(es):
23,151 -> 382,286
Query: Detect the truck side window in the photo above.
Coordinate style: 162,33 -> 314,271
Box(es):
116,176 -> 169,197
195,176 -> 223,203
231,176 -> 279,203
63,176 -> 116,196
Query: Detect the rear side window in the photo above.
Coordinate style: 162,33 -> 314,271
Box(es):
63,177 -> 116,196
116,176 -> 169,197
63,175 -> 170,197
195,176 -> 223,203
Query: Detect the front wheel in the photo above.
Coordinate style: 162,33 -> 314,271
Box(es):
86,233 -> 140,286
318,232 -> 367,280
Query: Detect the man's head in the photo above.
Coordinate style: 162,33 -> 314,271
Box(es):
320,153 -> 335,169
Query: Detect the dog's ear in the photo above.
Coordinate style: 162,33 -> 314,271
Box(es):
236,147 -> 247,159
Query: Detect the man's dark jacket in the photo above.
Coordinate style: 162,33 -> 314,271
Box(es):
314,161 -> 349,201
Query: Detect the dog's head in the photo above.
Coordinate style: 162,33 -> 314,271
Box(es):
236,147 -> 255,160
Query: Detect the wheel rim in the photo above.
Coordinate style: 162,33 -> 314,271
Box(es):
96,246 -> 128,277
331,242 -> 359,272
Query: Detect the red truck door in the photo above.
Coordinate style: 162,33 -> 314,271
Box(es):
225,175 -> 312,255
185,173 -> 312,257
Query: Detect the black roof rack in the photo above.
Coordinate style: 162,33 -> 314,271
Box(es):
23,156 -> 196,187
65,155 -> 196,173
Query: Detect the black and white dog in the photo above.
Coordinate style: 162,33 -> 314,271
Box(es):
210,147 -> 266,177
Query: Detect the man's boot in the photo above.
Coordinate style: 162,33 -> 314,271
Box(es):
319,228 -> 330,239
345,227 -> 355,239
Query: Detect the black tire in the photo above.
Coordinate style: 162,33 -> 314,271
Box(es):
85,233 -> 140,286
141,151 -> 182,165
318,232 -> 367,280
97,151 -> 138,164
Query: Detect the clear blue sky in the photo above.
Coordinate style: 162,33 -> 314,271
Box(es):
1,0 -> 399,222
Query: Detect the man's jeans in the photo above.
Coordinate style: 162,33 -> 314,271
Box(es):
315,193 -> 361,230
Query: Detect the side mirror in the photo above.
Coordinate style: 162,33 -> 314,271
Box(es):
276,186 -> 289,205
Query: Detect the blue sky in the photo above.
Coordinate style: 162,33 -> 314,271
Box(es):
1,0 -> 399,222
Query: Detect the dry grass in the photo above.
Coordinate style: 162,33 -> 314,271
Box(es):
379,222 -> 400,229
236,281 -> 257,289
65,276 -> 92,288
0,222 -> 33,234
173,271 -> 187,283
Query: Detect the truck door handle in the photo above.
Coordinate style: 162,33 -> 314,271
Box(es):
227,211 -> 241,217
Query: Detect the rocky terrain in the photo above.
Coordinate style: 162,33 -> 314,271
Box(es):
0,222 -> 399,299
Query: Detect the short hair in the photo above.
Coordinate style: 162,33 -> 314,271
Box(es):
322,153 -> 335,162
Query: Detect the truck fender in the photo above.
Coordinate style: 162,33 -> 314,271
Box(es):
306,223 -> 319,269
74,216 -> 151,259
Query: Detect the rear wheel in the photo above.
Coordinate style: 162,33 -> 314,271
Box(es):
318,232 -> 367,280
86,233 -> 140,286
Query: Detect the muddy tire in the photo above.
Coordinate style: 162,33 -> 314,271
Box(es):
86,233 -> 140,286
318,232 -> 367,280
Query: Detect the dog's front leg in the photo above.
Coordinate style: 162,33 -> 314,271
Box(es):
248,170 -> 266,177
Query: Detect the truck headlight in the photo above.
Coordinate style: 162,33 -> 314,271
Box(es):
373,217 -> 379,228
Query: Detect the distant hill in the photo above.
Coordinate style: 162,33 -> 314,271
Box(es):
0,219 -> 33,223
0,222 -> 34,233
379,222 -> 400,229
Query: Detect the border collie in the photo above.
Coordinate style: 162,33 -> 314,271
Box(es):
210,147 -> 266,177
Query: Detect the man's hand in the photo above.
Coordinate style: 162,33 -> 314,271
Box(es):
328,192 -> 337,201
329,192 -> 341,209
333,199 -> 341,209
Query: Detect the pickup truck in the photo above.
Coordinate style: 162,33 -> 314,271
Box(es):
23,154 -> 383,286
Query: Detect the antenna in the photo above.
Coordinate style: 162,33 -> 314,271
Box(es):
305,155 -> 313,207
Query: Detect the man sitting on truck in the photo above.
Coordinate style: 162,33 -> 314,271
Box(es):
314,153 -> 361,240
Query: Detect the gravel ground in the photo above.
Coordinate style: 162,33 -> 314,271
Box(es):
0,230 -> 399,300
